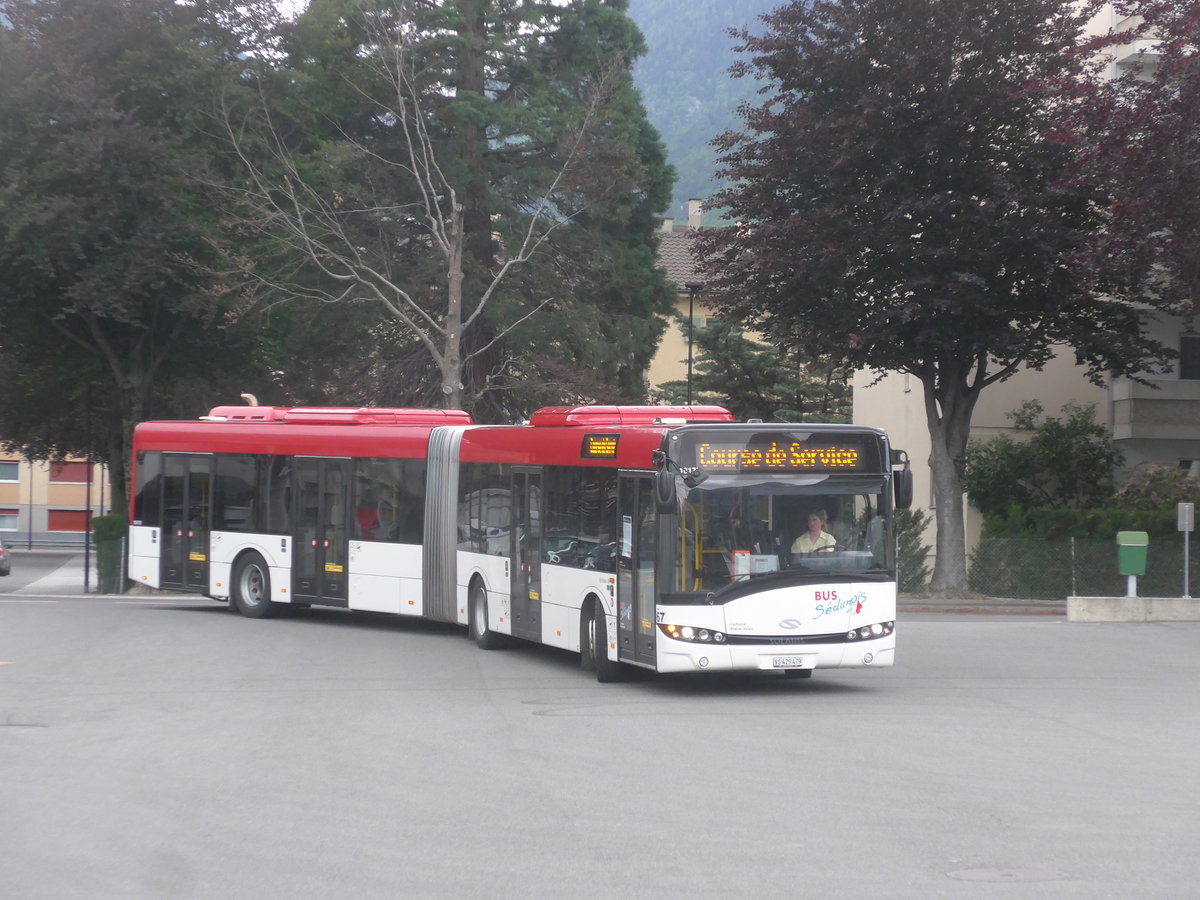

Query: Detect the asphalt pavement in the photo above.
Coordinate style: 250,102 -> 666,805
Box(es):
3,591 -> 1197,899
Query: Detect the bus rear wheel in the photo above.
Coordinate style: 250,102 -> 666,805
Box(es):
232,553 -> 276,619
589,603 -> 623,683
469,581 -> 504,650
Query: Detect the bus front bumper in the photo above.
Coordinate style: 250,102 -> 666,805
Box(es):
655,635 -> 895,674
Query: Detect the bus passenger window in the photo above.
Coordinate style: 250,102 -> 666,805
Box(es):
214,454 -> 260,532
133,451 -> 163,527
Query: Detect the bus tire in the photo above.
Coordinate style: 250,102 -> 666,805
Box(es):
590,602 -> 624,683
579,598 -> 600,673
469,580 -> 504,650
232,553 -> 276,619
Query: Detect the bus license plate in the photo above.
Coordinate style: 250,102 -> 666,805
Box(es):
772,656 -> 807,669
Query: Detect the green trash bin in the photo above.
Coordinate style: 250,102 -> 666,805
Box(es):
1116,531 -> 1149,577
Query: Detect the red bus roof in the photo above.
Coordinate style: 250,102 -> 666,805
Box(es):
133,420 -> 443,458
133,405 -> 736,468
204,406 -> 473,426
460,422 -> 678,469
527,405 -> 734,427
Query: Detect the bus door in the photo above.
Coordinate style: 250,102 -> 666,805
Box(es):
160,453 -> 210,592
509,468 -> 542,641
617,475 -> 656,666
293,458 -> 350,606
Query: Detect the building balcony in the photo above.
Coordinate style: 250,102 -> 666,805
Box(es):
1112,378 -> 1200,442
1113,38 -> 1162,69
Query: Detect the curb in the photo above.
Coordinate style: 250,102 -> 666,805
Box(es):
899,604 -> 1065,616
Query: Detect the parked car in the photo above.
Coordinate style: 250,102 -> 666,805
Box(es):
0,539 -> 10,576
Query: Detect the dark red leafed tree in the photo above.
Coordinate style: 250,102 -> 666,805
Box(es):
695,0 -> 1173,596
1072,0 -> 1200,317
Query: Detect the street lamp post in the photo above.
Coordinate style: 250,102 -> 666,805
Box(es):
684,281 -> 703,406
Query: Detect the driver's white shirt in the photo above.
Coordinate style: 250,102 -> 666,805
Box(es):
791,531 -> 836,554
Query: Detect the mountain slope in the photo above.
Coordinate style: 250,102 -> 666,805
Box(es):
629,0 -> 781,220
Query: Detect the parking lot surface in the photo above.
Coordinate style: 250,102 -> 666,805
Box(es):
2,595 -> 1197,898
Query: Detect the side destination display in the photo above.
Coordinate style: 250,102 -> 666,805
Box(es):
581,433 -> 620,459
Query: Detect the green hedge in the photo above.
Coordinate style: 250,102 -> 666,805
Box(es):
983,505 -> 1180,540
969,535 -> 1197,600
971,504 -> 1196,599
90,513 -> 128,593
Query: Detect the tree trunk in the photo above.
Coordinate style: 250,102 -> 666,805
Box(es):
922,374 -> 981,598
449,0 -> 488,412
443,203 -> 465,410
459,0 -> 493,268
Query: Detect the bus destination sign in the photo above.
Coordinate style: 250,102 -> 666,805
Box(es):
581,433 -> 620,460
692,438 -> 870,473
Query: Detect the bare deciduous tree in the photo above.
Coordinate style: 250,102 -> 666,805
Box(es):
220,3 -> 623,411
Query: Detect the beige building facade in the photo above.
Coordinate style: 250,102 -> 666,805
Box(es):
853,352 -> 1113,553
645,199 -> 718,396
0,452 -> 114,547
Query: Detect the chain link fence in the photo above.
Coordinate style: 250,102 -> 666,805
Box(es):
967,536 -> 1199,601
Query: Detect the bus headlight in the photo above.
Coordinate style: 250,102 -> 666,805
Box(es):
659,623 -> 727,644
845,621 -> 894,641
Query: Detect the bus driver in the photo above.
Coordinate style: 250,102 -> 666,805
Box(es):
791,509 -> 836,556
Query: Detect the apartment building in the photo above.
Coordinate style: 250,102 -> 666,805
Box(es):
0,452 -> 113,547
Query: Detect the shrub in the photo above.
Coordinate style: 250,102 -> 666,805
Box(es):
90,514 -> 128,593
1114,464 -> 1200,510
895,508 -> 932,593
964,401 -> 1122,518
91,513 -> 128,544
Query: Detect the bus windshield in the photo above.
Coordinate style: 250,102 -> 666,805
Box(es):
669,474 -> 893,594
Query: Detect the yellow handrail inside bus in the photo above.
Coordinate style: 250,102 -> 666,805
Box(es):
682,502 -> 704,591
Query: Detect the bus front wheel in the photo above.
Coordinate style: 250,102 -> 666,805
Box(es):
232,553 -> 276,619
579,598 -> 600,673
469,581 -> 504,650
589,603 -> 623,683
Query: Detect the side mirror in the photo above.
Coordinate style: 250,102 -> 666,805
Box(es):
894,467 -> 914,510
655,467 -> 677,513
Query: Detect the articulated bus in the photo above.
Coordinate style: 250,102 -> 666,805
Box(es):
129,404 -> 913,681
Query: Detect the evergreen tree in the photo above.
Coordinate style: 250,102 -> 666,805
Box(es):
0,0 -> 274,508
654,316 -> 851,422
